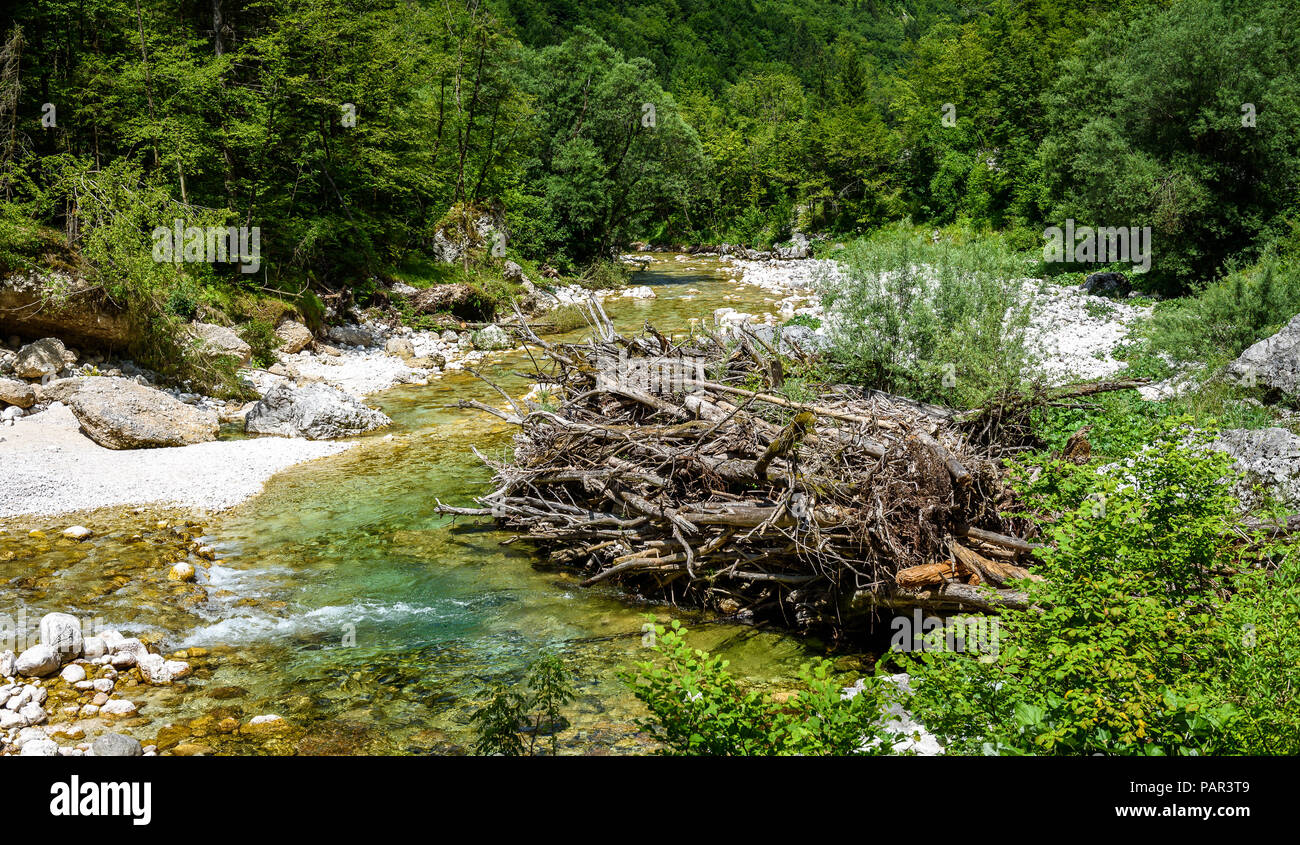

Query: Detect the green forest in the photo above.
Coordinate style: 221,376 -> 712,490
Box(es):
5,0 -> 1298,294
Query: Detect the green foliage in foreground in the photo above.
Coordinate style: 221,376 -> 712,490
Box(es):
471,649 -> 576,756
621,621 -> 900,755
818,223 -> 1036,408
900,426 -> 1300,755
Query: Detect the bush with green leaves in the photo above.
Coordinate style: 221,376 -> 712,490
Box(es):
471,649 -> 576,756
900,423 -> 1300,755
1137,248 -> 1300,370
818,223 -> 1035,408
622,621 -> 901,755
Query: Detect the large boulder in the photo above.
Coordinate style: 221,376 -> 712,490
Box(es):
34,376 -> 86,405
66,377 -> 219,449
410,283 -> 487,320
244,382 -> 391,440
40,612 -> 84,658
1081,272 -> 1132,298
188,322 -> 252,365
14,644 -> 60,677
14,337 -> 74,379
0,376 -> 36,408
1212,427 -> 1300,509
0,270 -> 135,349
503,260 -> 526,283
275,320 -> 314,354
1228,314 -> 1300,395
326,323 -> 376,348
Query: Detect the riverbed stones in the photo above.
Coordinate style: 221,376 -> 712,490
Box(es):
168,561 -> 196,582
82,636 -> 106,660
18,701 -> 47,725
19,738 -> 59,756
92,732 -> 142,756
242,713 -> 288,734
66,377 -> 219,449
384,336 -> 415,359
61,525 -> 93,541
108,637 -> 148,668
244,382 -> 391,440
137,653 -> 191,684
14,337 -> 73,379
0,650 -> 13,676
1228,313 -> 1300,396
188,322 -> 253,365
99,699 -> 138,717
14,644 -> 60,677
59,664 -> 86,684
0,377 -> 35,408
40,611 -> 84,657
275,320 -> 314,354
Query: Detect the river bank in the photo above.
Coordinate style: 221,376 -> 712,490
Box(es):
0,251 -> 1167,756
1,254 -> 840,756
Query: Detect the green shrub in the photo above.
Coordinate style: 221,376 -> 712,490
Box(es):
901,425 -> 1300,755
1139,252 -> 1300,368
818,223 -> 1035,408
622,621 -> 901,755
471,649 -> 576,756
238,319 -> 282,369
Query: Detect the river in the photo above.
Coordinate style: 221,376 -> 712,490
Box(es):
1,255 -> 861,755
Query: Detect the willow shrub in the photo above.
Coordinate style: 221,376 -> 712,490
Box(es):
899,425 -> 1300,755
818,224 -> 1036,408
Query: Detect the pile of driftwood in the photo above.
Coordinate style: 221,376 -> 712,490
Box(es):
437,302 -> 1138,638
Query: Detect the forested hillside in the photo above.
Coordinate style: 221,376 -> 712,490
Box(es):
3,0 -> 1299,299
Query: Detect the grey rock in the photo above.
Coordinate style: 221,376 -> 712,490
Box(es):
775,232 -> 810,260
384,337 -> 415,359
91,732 -> 142,756
0,377 -> 36,408
1213,427 -> 1300,509
20,738 -> 59,756
14,644 -> 60,677
1081,271 -> 1132,298
503,260 -> 525,282
275,320 -> 314,355
244,382 -> 391,440
66,377 -> 218,449
1228,313 -> 1300,396
188,322 -> 252,365
40,612 -> 84,658
326,324 -> 376,348
14,337 -> 75,379
471,325 -> 512,351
